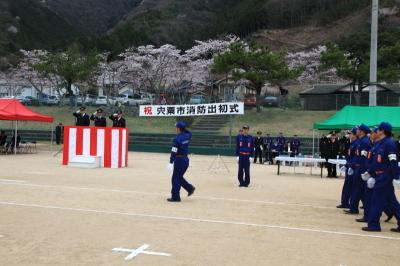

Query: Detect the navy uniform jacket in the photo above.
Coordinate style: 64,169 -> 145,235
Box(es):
254,137 -> 264,149
276,136 -> 286,151
346,138 -> 359,168
367,137 -> 399,188
90,115 -> 107,127
73,112 -> 90,126
290,138 -> 301,152
263,136 -> 273,148
236,135 -> 254,157
353,135 -> 372,171
170,130 -> 192,164
109,116 -> 126,128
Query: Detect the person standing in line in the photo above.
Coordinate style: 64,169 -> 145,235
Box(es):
55,123 -> 63,145
90,108 -> 107,127
109,110 -> 126,128
263,133 -> 273,164
289,135 -> 301,157
253,131 -> 264,164
276,132 -> 286,155
326,132 -> 340,178
361,122 -> 400,232
73,106 -> 90,126
236,125 -> 254,187
344,124 -> 372,215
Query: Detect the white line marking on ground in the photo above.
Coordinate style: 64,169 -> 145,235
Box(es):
0,182 -> 336,210
1,201 -> 399,241
0,179 -> 27,183
113,244 -> 171,260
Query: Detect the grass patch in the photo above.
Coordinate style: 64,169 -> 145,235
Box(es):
221,107 -> 335,137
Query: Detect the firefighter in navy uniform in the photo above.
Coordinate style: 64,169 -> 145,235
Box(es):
361,122 -> 400,232
167,122 -> 195,202
90,108 -> 107,127
337,127 -> 358,209
344,124 -> 372,214
289,135 -> 301,156
109,110 -> 126,128
236,125 -> 254,187
253,131 -> 264,164
73,106 -> 90,126
263,133 -> 273,164
276,132 -> 286,155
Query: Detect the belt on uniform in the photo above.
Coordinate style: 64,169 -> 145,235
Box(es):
353,164 -> 361,168
375,170 -> 384,175
176,155 -> 187,158
240,152 -> 250,155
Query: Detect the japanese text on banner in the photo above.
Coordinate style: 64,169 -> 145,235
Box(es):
140,102 -> 244,117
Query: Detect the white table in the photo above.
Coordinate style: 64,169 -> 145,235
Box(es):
275,156 -> 326,177
328,159 -> 347,165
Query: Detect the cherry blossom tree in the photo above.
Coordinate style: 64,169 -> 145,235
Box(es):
286,46 -> 342,83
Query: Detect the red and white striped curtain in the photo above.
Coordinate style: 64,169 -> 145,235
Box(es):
62,126 -> 129,168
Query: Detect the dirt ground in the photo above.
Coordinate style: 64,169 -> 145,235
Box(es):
1,149 -> 400,266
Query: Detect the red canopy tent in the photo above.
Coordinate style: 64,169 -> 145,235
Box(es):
0,99 -> 54,154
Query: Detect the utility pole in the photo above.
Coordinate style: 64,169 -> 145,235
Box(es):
369,0 -> 379,106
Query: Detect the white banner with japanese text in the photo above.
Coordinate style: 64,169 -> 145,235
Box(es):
139,102 -> 244,117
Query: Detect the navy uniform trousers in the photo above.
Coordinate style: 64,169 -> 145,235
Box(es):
349,168 -> 365,212
368,182 -> 400,230
238,155 -> 250,186
340,172 -> 353,208
171,157 -> 194,200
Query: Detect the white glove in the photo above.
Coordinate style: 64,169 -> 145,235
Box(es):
167,163 -> 174,172
260,146 -> 264,151
367,178 -> 376,189
249,158 -> 253,164
361,172 -> 371,181
76,110 -> 81,113
236,156 -> 239,163
347,167 -> 354,176
340,166 -> 346,175
393,179 -> 400,189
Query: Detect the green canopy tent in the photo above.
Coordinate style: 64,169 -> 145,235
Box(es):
314,105 -> 400,130
311,105 -> 400,155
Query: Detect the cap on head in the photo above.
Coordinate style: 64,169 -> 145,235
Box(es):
378,122 -> 392,133
358,124 -> 371,134
242,125 -> 250,130
351,127 -> 358,134
97,108 -> 103,113
176,121 -> 186,129
257,131 -> 262,135
79,106 -> 86,111
372,126 -> 379,134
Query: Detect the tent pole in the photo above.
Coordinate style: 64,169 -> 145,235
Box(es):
50,123 -> 54,151
312,130 -> 315,156
14,120 -> 18,155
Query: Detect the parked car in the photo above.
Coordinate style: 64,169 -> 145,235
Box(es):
95,96 -> 107,106
188,95 -> 207,105
125,94 -> 152,106
85,94 -> 97,105
243,95 -> 257,108
108,96 -> 117,106
262,96 -> 279,107
15,95 -> 35,105
43,95 -> 60,105
116,94 -> 129,105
